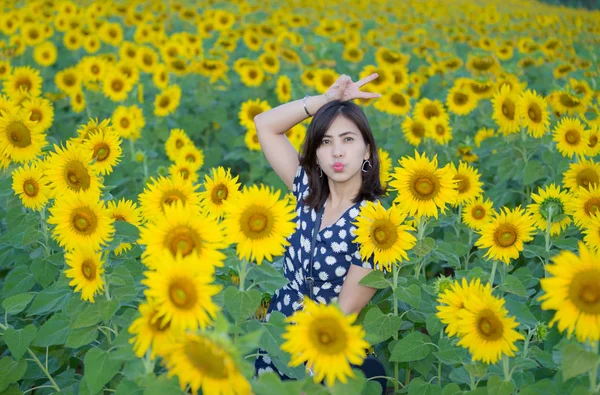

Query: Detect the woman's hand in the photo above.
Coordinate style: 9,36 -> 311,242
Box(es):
324,73 -> 382,103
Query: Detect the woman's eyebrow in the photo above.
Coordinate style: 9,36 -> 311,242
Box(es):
323,131 -> 357,138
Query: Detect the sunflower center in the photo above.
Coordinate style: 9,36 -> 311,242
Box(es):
29,109 -> 42,122
120,117 -> 130,128
414,176 -> 435,197
159,96 -> 170,108
476,309 -> 504,340
149,311 -> 171,332
584,198 -> 600,216
184,337 -> 229,379
175,139 -> 184,149
501,99 -> 515,120
424,104 -> 440,119
569,271 -> 600,314
565,130 -> 580,145
576,169 -> 600,189
161,190 -> 187,211
310,317 -> 348,354
371,220 -> 398,250
454,175 -> 470,193
168,278 -> 197,310
164,225 -> 201,258
435,125 -> 445,135
494,224 -> 517,247
112,80 -> 123,92
71,207 -> 97,235
527,104 -> 542,123
93,143 -> 110,161
240,206 -> 272,239
211,184 -> 229,205
6,121 -> 32,148
472,206 -> 485,220
589,135 -> 598,148
23,179 -> 39,197
64,160 -> 92,191
391,93 -> 407,107
81,259 -> 96,280
16,77 -> 32,91
63,73 -> 76,87
453,92 -> 468,105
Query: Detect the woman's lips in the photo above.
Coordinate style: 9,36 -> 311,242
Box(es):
333,163 -> 344,172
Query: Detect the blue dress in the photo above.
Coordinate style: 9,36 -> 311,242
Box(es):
254,164 -> 376,379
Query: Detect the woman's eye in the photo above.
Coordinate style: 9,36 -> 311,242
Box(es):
322,140 -> 330,144
345,137 -> 354,142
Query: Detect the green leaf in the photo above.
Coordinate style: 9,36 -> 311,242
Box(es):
247,263 -> 288,294
33,313 -> 70,347
363,306 -> 402,345
83,348 -> 123,394
27,282 -> 72,316
98,299 -> 120,323
486,375 -> 516,395
434,240 -> 461,268
414,237 -> 435,257
464,362 -> 487,378
251,372 -> 303,395
561,343 -> 600,381
30,256 -> 59,288
396,284 -> 421,309
2,265 -> 36,299
426,314 -> 443,337
71,303 -> 103,329
407,378 -> 441,395
434,338 -> 468,365
358,270 -> 393,289
389,332 -> 432,363
105,221 -> 140,251
441,383 -> 462,395
66,327 -> 99,349
523,161 -> 545,185
2,293 -> 34,315
0,357 -> 27,392
3,324 -> 37,360
498,275 -> 528,297
223,286 -> 261,322
504,298 -> 538,329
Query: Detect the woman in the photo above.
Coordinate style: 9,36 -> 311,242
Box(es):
253,73 -> 386,387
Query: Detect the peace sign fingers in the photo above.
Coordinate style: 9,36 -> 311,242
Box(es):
355,73 -> 380,88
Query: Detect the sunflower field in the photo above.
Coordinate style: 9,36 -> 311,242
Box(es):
1,0 -> 600,394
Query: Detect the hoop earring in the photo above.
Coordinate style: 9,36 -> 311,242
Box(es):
318,165 -> 323,177
361,159 -> 372,173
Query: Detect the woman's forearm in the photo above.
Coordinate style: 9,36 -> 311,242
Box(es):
254,94 -> 330,136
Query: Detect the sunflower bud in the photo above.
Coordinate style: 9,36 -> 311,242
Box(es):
434,275 -> 454,295
157,166 -> 167,176
535,322 -> 549,342
135,151 -> 145,163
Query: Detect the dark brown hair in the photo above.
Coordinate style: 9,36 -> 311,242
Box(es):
298,100 -> 386,211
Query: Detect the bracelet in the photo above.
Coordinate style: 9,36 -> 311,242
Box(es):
303,95 -> 312,117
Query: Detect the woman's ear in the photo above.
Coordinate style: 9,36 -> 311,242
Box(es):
364,145 -> 371,161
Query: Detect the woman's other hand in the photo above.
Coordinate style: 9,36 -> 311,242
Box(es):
324,73 -> 382,103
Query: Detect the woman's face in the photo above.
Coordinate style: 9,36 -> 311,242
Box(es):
316,115 -> 370,183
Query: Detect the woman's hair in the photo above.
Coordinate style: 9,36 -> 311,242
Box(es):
298,100 -> 386,210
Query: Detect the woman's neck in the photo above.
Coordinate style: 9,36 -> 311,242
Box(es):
326,173 -> 362,208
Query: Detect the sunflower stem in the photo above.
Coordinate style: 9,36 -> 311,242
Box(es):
27,349 -> 60,392
238,259 -> 249,291
455,204 -> 462,238
590,341 -> 599,393
392,263 -> 400,393
502,355 -> 511,382
39,208 -> 50,257
102,272 -> 111,301
489,260 -> 498,287
143,349 -> 155,375
543,206 -> 553,278
129,138 -> 135,161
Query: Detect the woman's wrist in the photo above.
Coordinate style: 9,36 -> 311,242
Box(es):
306,94 -> 329,117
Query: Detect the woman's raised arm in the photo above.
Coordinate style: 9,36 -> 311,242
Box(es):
253,73 -> 381,190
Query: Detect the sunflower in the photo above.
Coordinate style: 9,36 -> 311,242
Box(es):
539,242 -> 600,343
0,60 -> 11,79
11,162 -> 49,210
222,184 -> 296,264
552,117 -> 589,159
138,201 -> 227,270
154,85 -> 182,117
312,69 -> 339,94
474,128 -> 496,148
152,63 -> 169,90
75,117 -> 111,143
244,127 -> 261,151
64,244 -> 105,303
128,299 -> 178,359
138,174 -> 202,223
426,117 -> 453,145
582,214 -> 600,252
20,96 -> 54,132
0,109 -> 46,162
475,206 -> 536,264
527,184 -> 573,236
456,291 -> 524,364
48,190 -> 114,251
33,41 -> 57,67
491,85 -> 520,135
199,166 -> 242,220
389,151 -> 458,218
566,184 -> 600,228
106,198 -> 143,227
518,90 -> 550,139
413,98 -> 447,124
238,98 -> 271,130
351,201 -> 416,271
374,91 -> 411,116
111,105 -> 137,139
446,85 -> 478,116
102,69 -> 133,102
175,144 -> 204,170
158,332 -> 251,395
401,116 -> 427,146
82,130 -> 122,175
238,64 -> 264,87
169,162 -> 199,183
446,162 -> 484,206
79,56 -> 107,82
142,253 -> 221,332
587,128 -> 600,158
562,158 -> 600,191
436,278 -> 492,337
378,148 -> 392,188
136,46 -> 159,74
44,143 -> 103,197
3,66 -> 43,99
54,66 -> 81,95
281,298 -> 369,387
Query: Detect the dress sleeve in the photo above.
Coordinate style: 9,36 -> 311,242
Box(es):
291,165 -> 308,202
